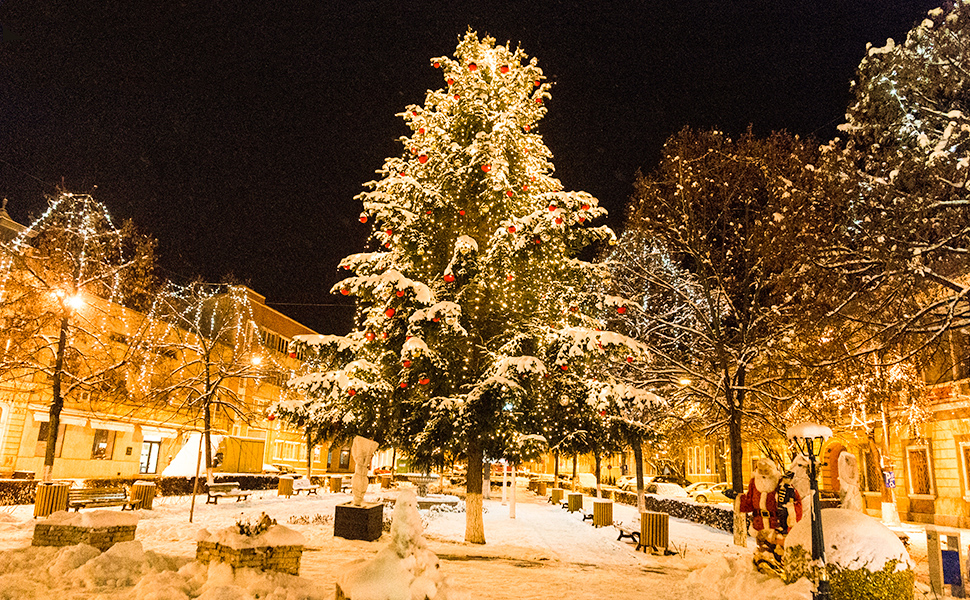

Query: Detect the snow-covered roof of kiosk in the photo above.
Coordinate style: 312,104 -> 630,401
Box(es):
786,422 -> 833,441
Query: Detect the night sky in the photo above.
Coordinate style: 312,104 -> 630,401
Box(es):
0,1 -> 942,333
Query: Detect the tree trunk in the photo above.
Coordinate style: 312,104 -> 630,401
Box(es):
306,427 -> 313,478
728,365 -> 747,547
553,451 -> 560,486
633,440 -> 645,512
464,433 -> 486,544
571,455 -> 578,491
43,315 -> 70,482
204,400 -> 214,484
594,453 -> 602,498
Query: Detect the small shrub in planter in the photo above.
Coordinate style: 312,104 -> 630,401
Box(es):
783,508 -> 914,600
196,512 -> 306,576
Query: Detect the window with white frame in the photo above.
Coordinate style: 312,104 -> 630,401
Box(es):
960,441 -> 970,498
907,444 -> 934,496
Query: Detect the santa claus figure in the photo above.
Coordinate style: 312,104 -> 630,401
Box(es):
732,458 -> 803,573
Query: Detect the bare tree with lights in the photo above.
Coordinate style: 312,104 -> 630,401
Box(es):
138,282 -> 275,483
278,31 -> 647,544
615,128 -> 837,518
0,191 -> 156,482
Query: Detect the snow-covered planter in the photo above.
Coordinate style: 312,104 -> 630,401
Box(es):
336,490 -> 464,600
32,510 -> 138,552
196,513 -> 306,576
783,508 -> 914,600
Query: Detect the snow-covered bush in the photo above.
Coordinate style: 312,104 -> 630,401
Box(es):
783,508 -> 913,600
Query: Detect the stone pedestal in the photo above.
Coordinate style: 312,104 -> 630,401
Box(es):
131,481 -> 156,509
33,523 -> 136,552
196,540 -> 303,575
334,502 -> 383,542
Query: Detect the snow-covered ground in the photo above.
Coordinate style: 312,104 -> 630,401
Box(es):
0,482 -> 935,599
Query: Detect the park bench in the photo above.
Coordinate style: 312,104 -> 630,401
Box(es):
68,486 -> 141,511
579,507 -> 594,522
205,482 -> 250,504
292,479 -> 320,495
615,522 -> 641,547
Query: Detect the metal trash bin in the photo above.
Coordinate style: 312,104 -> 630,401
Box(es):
131,481 -> 156,510
34,482 -> 69,518
278,476 -> 294,497
640,510 -> 669,552
593,499 -> 613,527
567,492 -> 583,512
329,475 -> 343,493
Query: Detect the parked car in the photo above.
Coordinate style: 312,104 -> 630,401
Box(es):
263,463 -> 297,475
644,481 -> 690,498
690,482 -> 732,503
617,476 -> 654,492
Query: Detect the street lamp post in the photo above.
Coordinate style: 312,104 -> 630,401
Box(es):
787,422 -> 833,600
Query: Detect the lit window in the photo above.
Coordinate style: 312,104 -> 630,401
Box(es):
907,446 -> 933,496
91,429 -> 116,460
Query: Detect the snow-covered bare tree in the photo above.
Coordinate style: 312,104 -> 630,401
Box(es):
0,190 -> 156,481
617,128 -> 835,496
138,282 -> 275,483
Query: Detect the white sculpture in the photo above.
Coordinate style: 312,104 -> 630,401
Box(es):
838,450 -> 864,512
351,436 -> 378,506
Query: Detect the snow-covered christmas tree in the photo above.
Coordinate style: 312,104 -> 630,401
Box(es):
276,31 -> 650,544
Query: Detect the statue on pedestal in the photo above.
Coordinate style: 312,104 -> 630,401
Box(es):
351,436 -> 378,506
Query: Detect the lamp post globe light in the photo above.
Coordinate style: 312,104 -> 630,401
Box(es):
786,422 -> 833,600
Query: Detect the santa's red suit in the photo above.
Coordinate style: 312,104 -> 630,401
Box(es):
738,476 -> 803,533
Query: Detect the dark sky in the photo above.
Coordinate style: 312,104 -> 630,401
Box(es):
0,1 -> 942,333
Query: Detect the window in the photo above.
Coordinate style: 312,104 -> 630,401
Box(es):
140,441 -> 160,474
862,448 -> 882,493
961,442 -> 970,498
705,445 -> 713,474
339,447 -> 351,469
907,446 -> 933,496
35,422 -> 64,457
91,429 -> 116,460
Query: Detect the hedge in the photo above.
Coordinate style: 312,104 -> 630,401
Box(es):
577,485 -> 736,532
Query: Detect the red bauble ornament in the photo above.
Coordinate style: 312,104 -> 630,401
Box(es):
570,306 -> 578,312
578,217 -> 586,223
534,79 -> 540,87
447,78 -> 454,85
289,352 -> 297,358
507,225 -> 516,233
600,410 -> 606,416
534,238 -> 541,245
522,184 -> 529,191
359,214 -> 368,223
340,288 -> 350,295
418,128 -> 425,134
433,62 -> 440,68
523,125 -> 530,132
482,164 -> 491,173
386,228 -> 394,236
535,98 -> 543,104
426,210 -> 433,215
419,377 -> 430,385
384,242 -> 391,248
411,147 -> 418,154
459,209 -> 465,215
267,414 -> 276,421
626,356 -> 634,363
443,274 -> 455,282
412,110 -> 418,116
581,203 -> 590,210
548,205 -> 556,211
419,154 -> 428,164
365,331 -> 376,341
432,317 -> 440,323
617,306 -> 627,314
396,290 -> 405,297
468,62 -> 477,71
382,331 -> 388,339
385,308 -> 396,318
506,274 -> 514,281
500,65 -> 509,73
454,94 -> 460,100
348,388 -> 356,396
400,382 -> 408,388
506,191 -> 513,197
555,217 -> 563,225
560,364 -> 568,371
403,360 -> 412,368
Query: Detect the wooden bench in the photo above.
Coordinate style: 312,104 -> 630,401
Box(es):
615,522 -> 641,547
292,479 -> 320,495
68,487 -> 141,511
205,482 -> 251,504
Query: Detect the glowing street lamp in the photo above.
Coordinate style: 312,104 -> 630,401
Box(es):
787,422 -> 833,600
